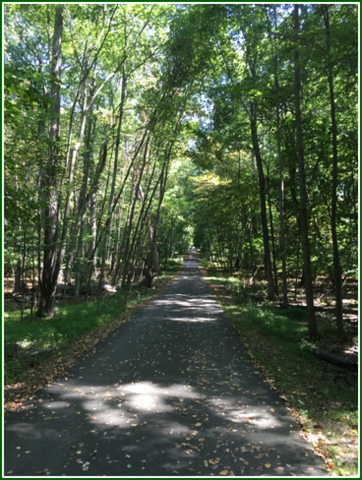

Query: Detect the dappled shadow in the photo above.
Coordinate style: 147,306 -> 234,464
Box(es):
5,376 -> 326,476
148,294 -> 224,323
4,258 -> 327,476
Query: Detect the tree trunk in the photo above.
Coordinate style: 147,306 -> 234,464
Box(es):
118,151 -> 159,286
250,109 -> 276,300
120,135 -> 151,289
148,151 -> 171,276
13,258 -> 24,294
321,5 -> 346,341
276,110 -> 288,308
310,346 -> 357,370
37,5 -> 63,318
293,5 -> 317,338
266,167 -> 279,298
270,6 -> 288,308
98,67 -> 128,291
74,92 -> 98,301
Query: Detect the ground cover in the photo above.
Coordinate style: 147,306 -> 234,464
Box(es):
3,262 -> 182,413
201,265 -> 358,476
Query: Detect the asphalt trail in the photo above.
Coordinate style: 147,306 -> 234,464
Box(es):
4,257 -> 327,476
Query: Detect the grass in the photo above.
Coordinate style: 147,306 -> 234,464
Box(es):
201,267 -> 359,477
4,264 -> 182,408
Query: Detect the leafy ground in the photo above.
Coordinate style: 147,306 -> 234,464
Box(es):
3,262 -> 182,413
3,259 -> 358,475
199,264 -> 358,477
4,255 -> 328,477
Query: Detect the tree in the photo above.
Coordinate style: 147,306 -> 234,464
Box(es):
37,5 -> 64,317
293,5 -> 317,338
320,4 -> 345,340
266,5 -> 288,308
4,4 -> 357,342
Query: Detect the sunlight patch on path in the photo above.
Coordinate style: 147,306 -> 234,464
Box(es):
4,253 -> 327,476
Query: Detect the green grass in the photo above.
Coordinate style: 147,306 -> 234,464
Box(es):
202,269 -> 358,476
4,268 -> 182,388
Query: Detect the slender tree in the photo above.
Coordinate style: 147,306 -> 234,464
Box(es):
293,5 -> 317,337
321,5 -> 345,340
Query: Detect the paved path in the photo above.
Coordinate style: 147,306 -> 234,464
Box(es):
4,258 -> 327,476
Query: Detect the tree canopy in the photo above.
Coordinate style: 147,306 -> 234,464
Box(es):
4,3 -> 358,338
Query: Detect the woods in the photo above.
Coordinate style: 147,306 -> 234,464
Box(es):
4,4 -> 358,337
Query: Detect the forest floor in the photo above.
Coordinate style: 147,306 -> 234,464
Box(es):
199,264 -> 358,476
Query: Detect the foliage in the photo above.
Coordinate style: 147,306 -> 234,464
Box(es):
4,4 -> 357,318
3,4 -> 358,473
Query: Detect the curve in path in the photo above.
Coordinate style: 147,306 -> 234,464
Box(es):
4,257 -> 327,476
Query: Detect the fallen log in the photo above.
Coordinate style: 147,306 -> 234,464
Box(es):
310,346 -> 358,370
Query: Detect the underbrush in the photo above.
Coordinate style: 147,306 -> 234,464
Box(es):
202,268 -> 359,477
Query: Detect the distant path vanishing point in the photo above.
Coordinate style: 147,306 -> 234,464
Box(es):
4,254 -> 327,476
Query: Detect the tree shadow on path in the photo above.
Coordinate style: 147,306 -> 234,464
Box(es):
4,259 -> 327,476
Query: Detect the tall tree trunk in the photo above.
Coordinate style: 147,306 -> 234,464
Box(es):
293,5 -> 317,338
265,165 -> 279,297
147,142 -> 173,277
276,106 -> 288,308
37,5 -> 63,318
120,135 -> 151,289
74,91 -> 98,301
90,127 -> 148,279
268,6 -> 288,308
147,197 -> 163,277
116,151 -> 157,286
60,77 -> 89,282
321,5 -> 345,340
250,108 -> 276,300
99,68 -> 127,290
88,192 -> 98,283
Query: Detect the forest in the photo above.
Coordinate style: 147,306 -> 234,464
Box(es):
3,4 -> 359,475
4,3 -> 358,334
